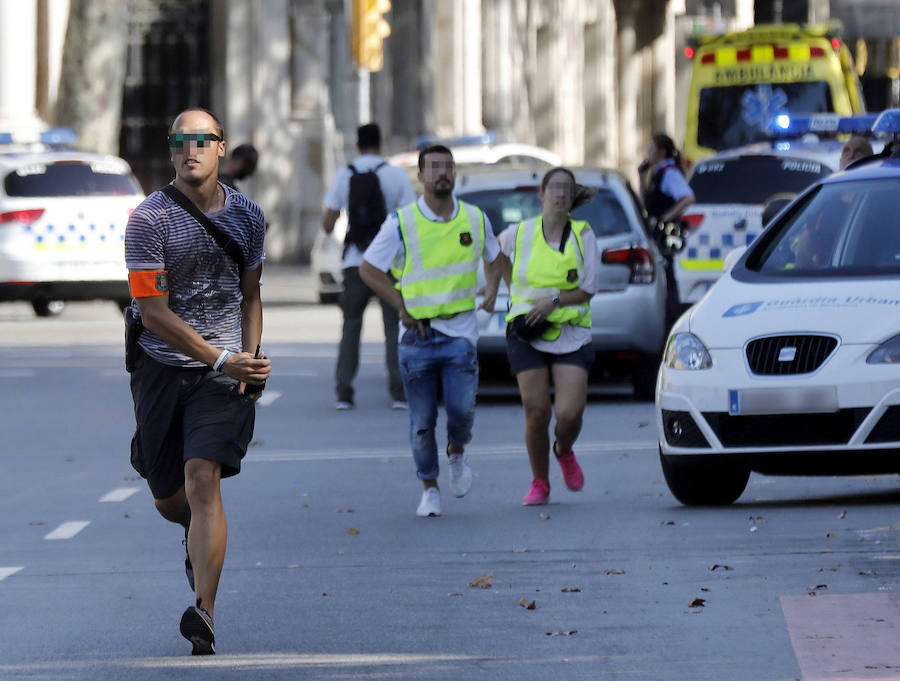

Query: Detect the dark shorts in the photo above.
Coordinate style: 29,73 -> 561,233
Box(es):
129,349 -> 255,500
505,325 -> 595,375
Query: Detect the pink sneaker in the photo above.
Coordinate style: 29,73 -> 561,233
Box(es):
522,478 -> 550,505
555,443 -> 584,491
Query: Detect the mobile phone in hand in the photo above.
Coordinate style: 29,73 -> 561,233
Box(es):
244,343 -> 266,395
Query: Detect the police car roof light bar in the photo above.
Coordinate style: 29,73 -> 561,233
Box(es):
768,113 -> 879,138
872,110 -> 900,154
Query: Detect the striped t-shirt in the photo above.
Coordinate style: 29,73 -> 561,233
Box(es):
125,182 -> 266,367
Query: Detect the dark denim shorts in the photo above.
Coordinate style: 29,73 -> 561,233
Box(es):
129,349 -> 255,499
505,325 -> 595,375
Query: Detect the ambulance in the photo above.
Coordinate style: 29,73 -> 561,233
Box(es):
683,24 -> 865,167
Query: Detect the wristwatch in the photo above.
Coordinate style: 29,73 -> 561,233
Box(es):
551,295 -> 561,308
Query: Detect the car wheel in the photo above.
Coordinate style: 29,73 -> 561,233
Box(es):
631,357 -> 660,401
659,451 -> 750,505
31,298 -> 65,317
318,291 -> 340,305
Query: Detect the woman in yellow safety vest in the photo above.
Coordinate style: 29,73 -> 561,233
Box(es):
500,167 -> 600,505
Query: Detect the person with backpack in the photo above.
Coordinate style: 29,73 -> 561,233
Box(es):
322,123 -> 416,410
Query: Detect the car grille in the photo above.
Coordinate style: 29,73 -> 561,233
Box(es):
865,406 -> 900,444
745,334 -> 838,375
702,409 -> 870,447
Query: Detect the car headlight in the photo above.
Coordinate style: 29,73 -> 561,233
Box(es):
664,333 -> 713,370
867,334 -> 900,364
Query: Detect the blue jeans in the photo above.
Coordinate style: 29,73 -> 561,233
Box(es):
398,328 -> 478,481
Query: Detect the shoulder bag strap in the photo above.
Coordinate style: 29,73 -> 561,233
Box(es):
161,184 -> 245,276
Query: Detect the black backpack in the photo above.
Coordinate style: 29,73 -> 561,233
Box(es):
346,162 -> 388,252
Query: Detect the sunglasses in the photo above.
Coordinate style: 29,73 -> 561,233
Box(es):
167,132 -> 223,148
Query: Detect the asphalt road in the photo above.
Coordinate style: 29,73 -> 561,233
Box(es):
2,291 -> 900,680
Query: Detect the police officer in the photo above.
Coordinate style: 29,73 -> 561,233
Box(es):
500,167 -> 598,505
360,144 -> 503,517
640,133 -> 695,324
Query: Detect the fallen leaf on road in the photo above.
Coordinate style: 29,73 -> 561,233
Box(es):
546,630 -> 578,636
709,564 -> 733,571
749,515 -> 766,524
859,570 -> 874,576
604,569 -> 626,575
519,598 -> 537,610
539,513 -> 551,521
825,532 -> 836,538
809,584 -> 828,590
468,572 -> 494,589
337,508 -> 356,513
838,510 -> 847,519
661,520 -> 676,526
700,586 -> 710,592
808,591 -> 818,596
28,521 -> 47,526
512,547 -> 529,553
561,587 -> 581,592
638,422 -> 649,428
688,598 -> 706,607
347,527 -> 360,535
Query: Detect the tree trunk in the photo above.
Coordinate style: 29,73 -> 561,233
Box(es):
54,0 -> 128,154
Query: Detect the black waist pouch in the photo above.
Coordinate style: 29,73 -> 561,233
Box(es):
124,306 -> 144,373
509,315 -> 551,342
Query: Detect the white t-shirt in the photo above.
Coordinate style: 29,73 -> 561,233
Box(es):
323,154 -> 417,269
363,195 -> 501,348
498,220 -> 599,354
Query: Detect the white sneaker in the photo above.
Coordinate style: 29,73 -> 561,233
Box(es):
335,401 -> 353,410
447,453 -> 473,498
416,487 -> 441,517
391,400 -> 408,410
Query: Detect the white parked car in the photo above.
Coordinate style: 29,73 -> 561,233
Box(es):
657,124 -> 900,505
457,167 -> 669,398
0,134 -> 144,315
312,142 -> 562,304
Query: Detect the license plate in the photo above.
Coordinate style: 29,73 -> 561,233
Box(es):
728,387 -> 838,415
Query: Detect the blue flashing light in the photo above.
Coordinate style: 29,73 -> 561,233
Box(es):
775,141 -> 791,151
767,113 -> 879,137
413,131 -> 497,150
872,109 -> 900,138
40,127 -> 78,146
0,133 -> 12,144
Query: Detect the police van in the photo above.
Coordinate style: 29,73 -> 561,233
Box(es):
684,24 -> 865,167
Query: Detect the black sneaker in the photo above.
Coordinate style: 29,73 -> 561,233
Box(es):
182,528 -> 194,592
180,605 -> 215,655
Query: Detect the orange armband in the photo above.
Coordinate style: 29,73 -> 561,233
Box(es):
128,270 -> 169,297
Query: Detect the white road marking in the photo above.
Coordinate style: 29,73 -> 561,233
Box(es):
44,521 -> 90,540
0,369 -> 35,378
255,390 -> 282,407
246,440 -> 657,463
99,487 -> 140,503
0,567 -> 23,581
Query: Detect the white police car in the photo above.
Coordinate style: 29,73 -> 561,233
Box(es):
657,109 -> 900,505
0,128 -> 144,315
678,114 -> 881,306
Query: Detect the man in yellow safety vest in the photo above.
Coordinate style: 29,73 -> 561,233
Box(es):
361,144 -> 503,517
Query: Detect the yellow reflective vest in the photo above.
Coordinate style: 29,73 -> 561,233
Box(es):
506,216 -> 591,341
396,201 -> 486,319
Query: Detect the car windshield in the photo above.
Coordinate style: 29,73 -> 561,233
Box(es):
698,81 -> 833,151
746,178 -> 900,276
4,161 -> 141,197
460,186 -> 632,237
690,156 -> 832,204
